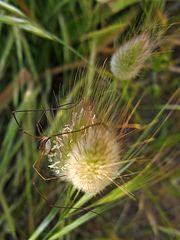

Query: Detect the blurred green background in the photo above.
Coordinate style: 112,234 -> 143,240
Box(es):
0,0 -> 179,239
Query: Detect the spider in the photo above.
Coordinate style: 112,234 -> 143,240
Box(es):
12,99 -> 142,214
12,101 -> 102,180
12,101 -> 104,216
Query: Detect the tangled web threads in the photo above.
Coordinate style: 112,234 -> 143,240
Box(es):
47,106 -> 120,194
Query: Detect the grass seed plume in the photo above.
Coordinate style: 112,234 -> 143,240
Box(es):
110,33 -> 151,80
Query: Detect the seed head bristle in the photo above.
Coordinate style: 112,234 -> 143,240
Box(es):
66,126 -> 120,194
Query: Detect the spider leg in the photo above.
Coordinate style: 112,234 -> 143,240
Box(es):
33,157 -> 65,181
36,109 -> 47,136
12,110 -> 41,139
33,181 -> 102,218
47,122 -> 108,140
12,100 -> 81,138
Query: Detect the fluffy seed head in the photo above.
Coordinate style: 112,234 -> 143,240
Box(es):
47,102 -> 121,194
110,33 -> 151,80
66,126 -> 120,194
